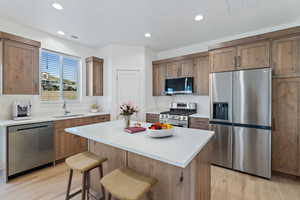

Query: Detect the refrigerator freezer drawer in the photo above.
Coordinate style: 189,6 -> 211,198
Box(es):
233,127 -> 271,178
210,123 -> 233,168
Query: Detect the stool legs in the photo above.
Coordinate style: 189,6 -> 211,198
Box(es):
65,169 -> 73,200
99,166 -> 105,200
82,172 -> 87,200
108,193 -> 112,200
86,173 -> 90,200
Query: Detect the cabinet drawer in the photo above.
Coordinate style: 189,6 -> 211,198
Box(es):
92,114 -> 110,123
146,113 -> 159,123
189,117 -> 209,130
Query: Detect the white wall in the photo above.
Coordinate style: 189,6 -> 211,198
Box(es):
96,44 -> 152,121
0,17 -> 100,120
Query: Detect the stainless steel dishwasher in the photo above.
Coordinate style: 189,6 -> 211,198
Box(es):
8,122 -> 54,176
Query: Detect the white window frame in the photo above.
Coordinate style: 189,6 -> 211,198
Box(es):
40,49 -> 82,103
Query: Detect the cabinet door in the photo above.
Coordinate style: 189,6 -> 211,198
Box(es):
55,128 -> 74,160
3,40 -> 39,94
272,78 -> 300,176
146,113 -> 159,123
237,41 -> 270,69
272,36 -> 300,76
209,47 -> 236,72
193,56 -> 209,95
153,63 -> 166,96
180,59 -> 194,77
189,117 -> 209,130
166,61 -> 181,78
93,61 -> 103,96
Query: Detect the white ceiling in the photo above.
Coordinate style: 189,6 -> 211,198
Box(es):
0,0 -> 299,51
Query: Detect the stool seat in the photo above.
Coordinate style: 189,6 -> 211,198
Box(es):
66,152 -> 107,172
101,168 -> 157,200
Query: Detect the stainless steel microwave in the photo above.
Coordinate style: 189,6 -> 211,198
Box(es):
165,77 -> 193,95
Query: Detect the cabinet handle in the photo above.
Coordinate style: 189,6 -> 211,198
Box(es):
238,56 -> 241,68
234,56 -> 237,68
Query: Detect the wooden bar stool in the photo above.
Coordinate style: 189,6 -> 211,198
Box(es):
100,168 -> 157,200
65,152 -> 107,200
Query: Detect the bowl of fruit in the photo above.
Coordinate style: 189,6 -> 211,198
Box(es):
147,122 -> 174,138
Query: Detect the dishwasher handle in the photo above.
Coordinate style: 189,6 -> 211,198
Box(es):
17,125 -> 49,132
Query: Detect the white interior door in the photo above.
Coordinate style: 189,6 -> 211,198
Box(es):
116,70 -> 142,120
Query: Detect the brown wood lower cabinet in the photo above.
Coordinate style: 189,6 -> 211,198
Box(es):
54,114 -> 110,161
146,113 -> 160,123
189,117 -> 209,130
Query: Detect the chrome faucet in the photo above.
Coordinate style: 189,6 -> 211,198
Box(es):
63,100 -> 71,115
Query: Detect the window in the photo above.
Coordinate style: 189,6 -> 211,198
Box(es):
40,50 -> 80,101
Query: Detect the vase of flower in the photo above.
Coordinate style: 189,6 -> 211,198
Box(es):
123,115 -> 131,128
120,103 -> 138,129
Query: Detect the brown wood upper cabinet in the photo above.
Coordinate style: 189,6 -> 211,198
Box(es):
272,35 -> 300,77
209,47 -> 237,72
1,32 -> 40,95
237,41 -> 270,69
193,56 -> 209,95
152,52 -> 209,96
166,61 -> 181,78
180,59 -> 194,77
153,63 -> 166,96
210,41 -> 270,72
272,78 -> 300,176
86,56 -> 104,96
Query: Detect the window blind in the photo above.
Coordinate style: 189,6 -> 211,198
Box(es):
40,51 -> 61,101
40,50 -> 80,101
62,57 -> 79,100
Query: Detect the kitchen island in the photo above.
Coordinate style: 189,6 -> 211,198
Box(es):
66,120 -> 214,200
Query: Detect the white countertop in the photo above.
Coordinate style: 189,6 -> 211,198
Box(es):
189,113 -> 210,119
0,112 -> 110,127
146,110 -> 167,115
65,120 -> 214,168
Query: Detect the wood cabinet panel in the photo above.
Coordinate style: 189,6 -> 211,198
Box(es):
272,36 -> 300,76
3,40 -> 39,94
146,113 -> 160,123
180,59 -> 194,77
209,47 -> 236,72
189,117 -> 209,130
86,57 -> 104,96
166,62 -> 181,78
237,41 -> 270,69
193,56 -> 209,95
153,63 -> 166,96
54,114 -> 110,161
272,78 -> 300,176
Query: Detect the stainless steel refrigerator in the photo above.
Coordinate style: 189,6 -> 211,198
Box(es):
209,68 -> 272,179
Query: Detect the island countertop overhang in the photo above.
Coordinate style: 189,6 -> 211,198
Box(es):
65,120 -> 214,168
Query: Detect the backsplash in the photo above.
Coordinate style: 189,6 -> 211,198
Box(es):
150,95 -> 210,115
0,95 -> 107,120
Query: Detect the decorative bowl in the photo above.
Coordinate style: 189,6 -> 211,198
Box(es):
147,128 -> 175,138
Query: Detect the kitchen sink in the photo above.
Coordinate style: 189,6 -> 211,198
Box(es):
52,114 -> 85,118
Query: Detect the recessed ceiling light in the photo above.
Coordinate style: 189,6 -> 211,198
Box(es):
57,30 -> 65,36
194,14 -> 204,21
52,2 -> 63,10
144,33 -> 151,38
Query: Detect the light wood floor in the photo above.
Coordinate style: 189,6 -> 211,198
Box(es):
0,163 -> 299,200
